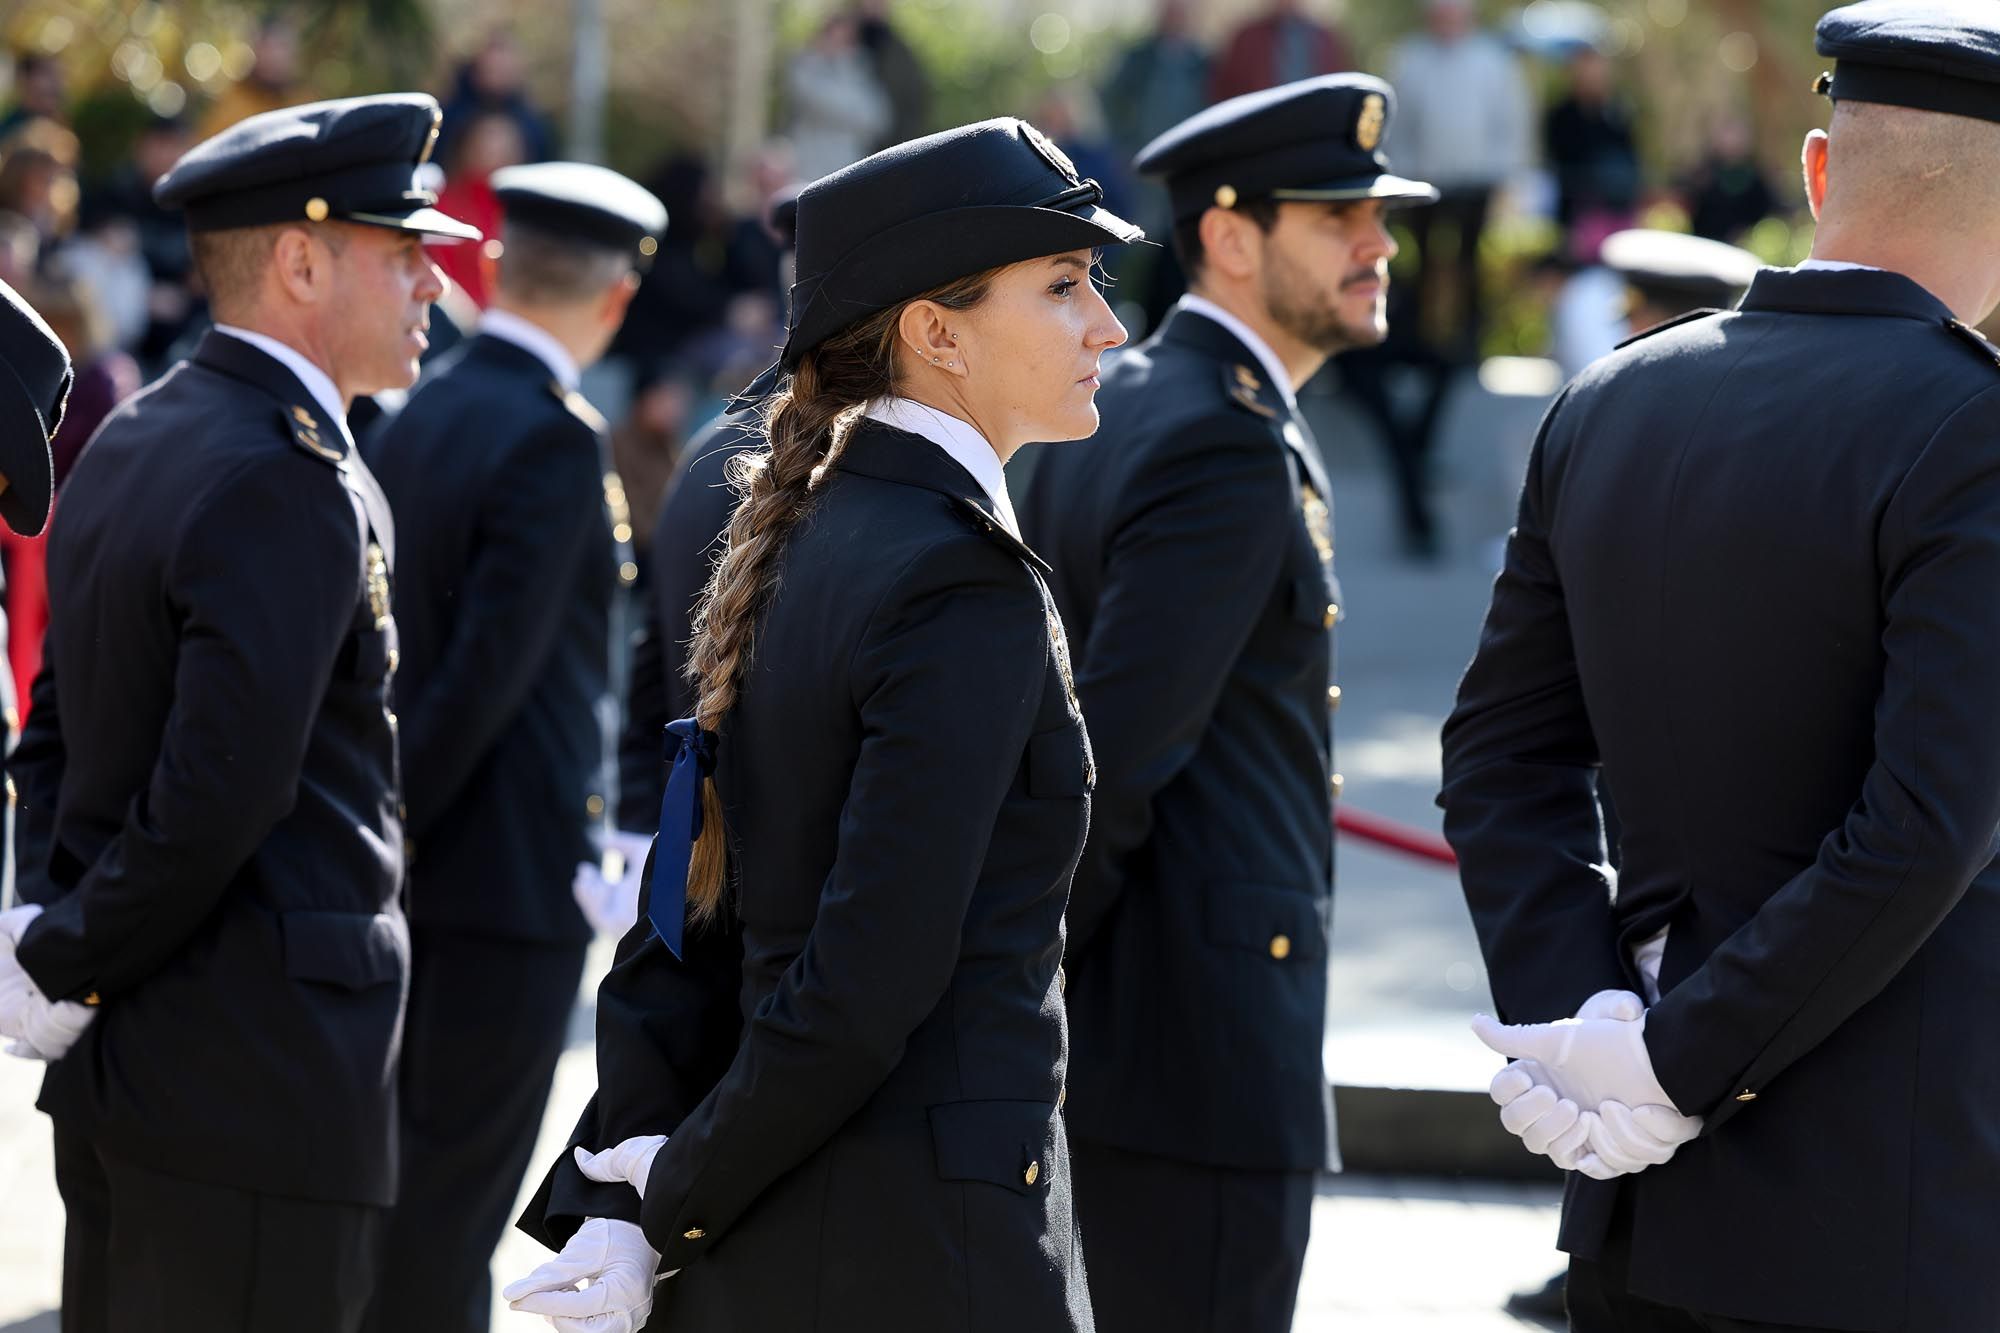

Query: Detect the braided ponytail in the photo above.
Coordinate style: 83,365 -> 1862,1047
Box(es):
681,267 -> 998,920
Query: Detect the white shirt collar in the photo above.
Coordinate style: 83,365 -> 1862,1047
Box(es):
862,396 -> 1019,538
213,324 -> 352,447
477,306 -> 582,391
1795,259 -> 1884,274
1176,292 -> 1298,411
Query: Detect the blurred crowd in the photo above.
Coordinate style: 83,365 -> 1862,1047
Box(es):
0,0 -> 1802,623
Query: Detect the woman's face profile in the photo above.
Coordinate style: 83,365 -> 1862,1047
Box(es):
946,249 -> 1127,451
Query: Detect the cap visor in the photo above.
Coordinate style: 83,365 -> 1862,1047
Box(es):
1271,173 -> 1441,206
0,371 -> 55,536
345,205 -> 483,243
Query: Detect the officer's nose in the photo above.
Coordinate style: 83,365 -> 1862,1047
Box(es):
1086,281 -> 1127,352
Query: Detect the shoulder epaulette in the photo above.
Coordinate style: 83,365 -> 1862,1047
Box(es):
284,402 -> 347,465
1946,318 -> 2000,371
1615,307 -> 1722,350
548,380 -> 609,433
1221,362 -> 1280,419
946,494 -> 1051,575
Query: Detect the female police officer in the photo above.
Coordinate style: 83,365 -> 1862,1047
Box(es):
506,118 -> 1138,1333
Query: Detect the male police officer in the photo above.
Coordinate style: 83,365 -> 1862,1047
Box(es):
1445,4 -> 2000,1328
1012,76 -> 1434,1333
359,161 -> 662,1333
0,95 -> 475,1333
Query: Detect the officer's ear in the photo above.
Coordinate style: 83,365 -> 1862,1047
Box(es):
896,298 -> 964,380
1801,129 -> 1831,221
1196,205 -> 1261,284
600,270 -> 640,330
271,224 -> 327,306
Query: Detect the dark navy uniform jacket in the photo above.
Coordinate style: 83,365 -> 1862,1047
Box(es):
8,331 -> 407,1205
1013,305 -> 1340,1175
365,333 -> 617,946
523,420 -> 1095,1332
1442,267 -> 2000,1330
616,413 -> 759,830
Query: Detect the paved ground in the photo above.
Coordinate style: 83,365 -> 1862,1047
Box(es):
0,370 -> 1573,1330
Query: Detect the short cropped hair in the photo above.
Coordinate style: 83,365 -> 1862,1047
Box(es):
495,220 -> 633,306
190,221 -> 344,314
1171,194 -> 1281,282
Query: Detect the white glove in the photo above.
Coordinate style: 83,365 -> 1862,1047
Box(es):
1472,999 -> 1683,1113
0,905 -> 95,1062
1486,990 -> 1642,1170
503,1216 -> 660,1333
575,1134 -> 667,1200
572,830 -> 651,938
1480,989 -> 1702,1179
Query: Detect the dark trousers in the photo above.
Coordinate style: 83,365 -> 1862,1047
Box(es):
1568,1189 -> 1844,1332
1070,1138 -> 1313,1333
362,926 -> 587,1333
1405,186 -> 1495,364
53,1121 -> 383,1333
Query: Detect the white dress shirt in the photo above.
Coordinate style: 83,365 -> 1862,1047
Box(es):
862,396 -> 1020,537
1796,259 -> 1883,274
213,323 -> 353,448
478,306 -> 582,391
1175,293 -> 1298,411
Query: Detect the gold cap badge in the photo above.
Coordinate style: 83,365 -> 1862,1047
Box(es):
1356,94 -> 1386,152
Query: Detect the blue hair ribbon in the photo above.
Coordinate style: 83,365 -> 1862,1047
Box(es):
651,718 -> 718,959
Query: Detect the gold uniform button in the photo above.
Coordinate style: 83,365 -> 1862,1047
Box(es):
387,647 -> 400,674
682,1226 -> 706,1240
1024,1161 -> 1040,1186
1214,184 -> 1238,209
1269,934 -> 1292,960
1323,603 -> 1339,629
586,794 -> 606,818
304,196 -> 329,222
1735,1090 -> 1758,1103
83,991 -> 101,1007
1329,773 -> 1344,800
1326,685 -> 1342,710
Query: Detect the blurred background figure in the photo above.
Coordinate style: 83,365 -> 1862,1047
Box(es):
433,107 -> 530,309
1387,0 -> 1530,365
1544,43 -> 1640,260
853,0 -> 931,150
1682,116 -> 1778,244
0,123 -> 81,249
609,358 -> 696,571
1211,0 -> 1352,103
784,13 -> 890,183
1553,227 -> 1761,382
437,32 -> 555,168
83,114 -> 197,369
197,14 -> 311,137
0,51 -> 67,138
1103,0 -> 1209,327
0,210 -> 36,289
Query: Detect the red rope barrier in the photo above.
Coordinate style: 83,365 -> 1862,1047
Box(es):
1335,805 -> 1459,867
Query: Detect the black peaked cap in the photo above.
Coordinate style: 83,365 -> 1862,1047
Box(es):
1137,73 -> 1439,222
154,93 -> 480,241
1600,229 -> 1762,308
782,117 -> 1143,369
0,279 -> 68,536
1816,1 -> 2000,123
492,161 -> 667,264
